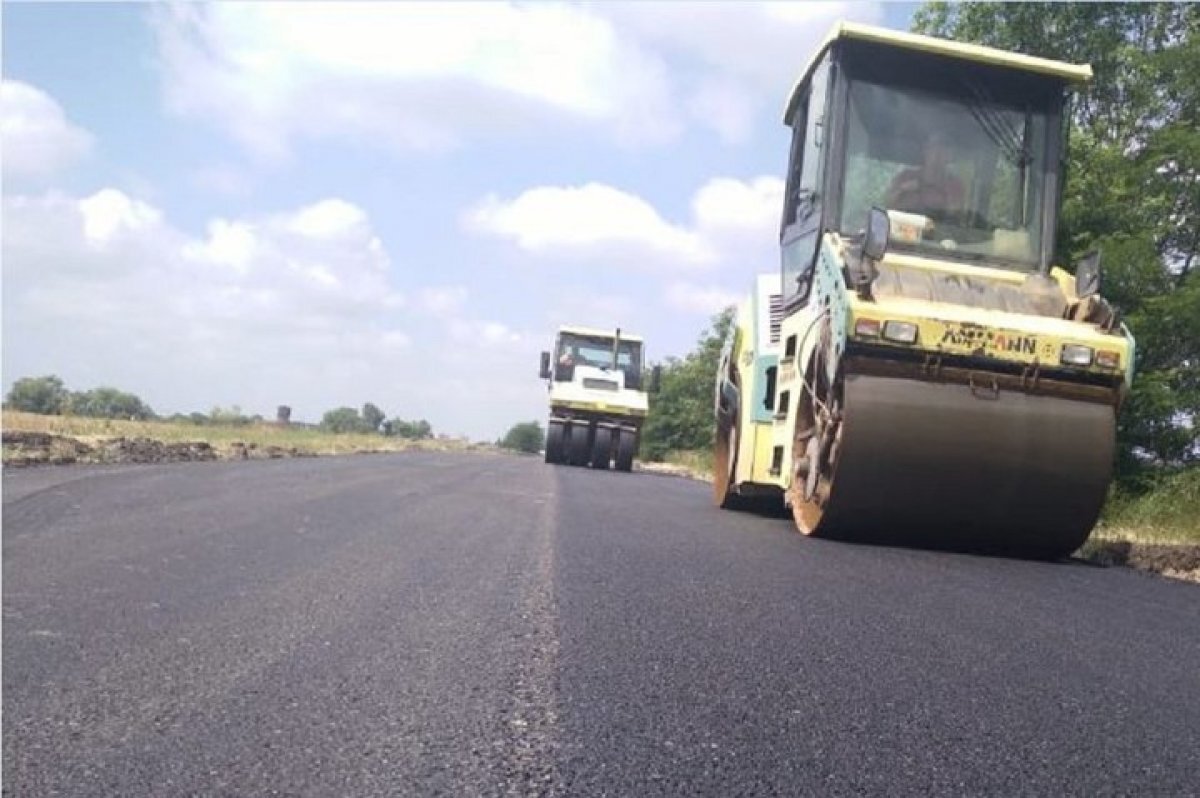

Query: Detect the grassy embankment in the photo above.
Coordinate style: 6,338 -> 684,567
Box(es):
1,410 -> 484,464
1088,468 -> 1200,546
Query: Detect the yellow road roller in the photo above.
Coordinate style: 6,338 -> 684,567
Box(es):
713,23 -> 1135,558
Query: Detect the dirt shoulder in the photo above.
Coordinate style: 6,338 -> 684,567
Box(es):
636,461 -> 711,481
2,423 -> 494,469
2,430 -> 330,467
1080,536 -> 1200,584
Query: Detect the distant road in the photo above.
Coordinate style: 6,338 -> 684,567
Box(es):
4,454 -> 1198,796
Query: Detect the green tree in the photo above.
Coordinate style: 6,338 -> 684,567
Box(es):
5,375 -> 70,415
209,405 -> 254,426
912,2 -> 1199,473
320,406 -> 366,434
500,421 -> 544,454
69,387 -> 154,420
361,402 -> 386,433
385,417 -> 433,439
640,307 -> 735,461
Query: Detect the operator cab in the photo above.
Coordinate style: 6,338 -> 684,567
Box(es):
540,327 -> 647,391
780,23 -> 1090,307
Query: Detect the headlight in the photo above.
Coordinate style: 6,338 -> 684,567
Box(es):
1061,344 -> 1094,367
854,318 -> 881,338
882,320 -> 919,344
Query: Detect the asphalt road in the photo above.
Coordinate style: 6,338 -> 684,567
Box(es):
4,453 -> 1198,796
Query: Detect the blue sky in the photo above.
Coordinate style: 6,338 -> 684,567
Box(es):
3,2 -> 917,439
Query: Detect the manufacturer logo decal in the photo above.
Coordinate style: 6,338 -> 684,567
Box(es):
940,325 -> 1036,355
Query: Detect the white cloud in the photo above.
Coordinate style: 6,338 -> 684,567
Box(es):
597,2 -> 881,91
284,198 -> 370,239
687,78 -> 759,144
665,282 -> 741,315
449,318 -> 525,348
5,189 -> 402,324
149,3 -> 885,157
152,2 -> 680,159
190,163 -> 255,197
691,176 -> 783,236
3,187 -> 552,439
594,3 -> 882,142
78,188 -> 164,244
1,80 -> 93,181
464,175 -> 782,275
184,219 -> 257,271
465,182 -> 715,267
417,286 -> 469,316
544,292 -> 634,331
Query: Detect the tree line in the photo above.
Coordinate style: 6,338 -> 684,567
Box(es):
4,375 -> 435,439
4,375 -> 155,420
318,403 -> 433,439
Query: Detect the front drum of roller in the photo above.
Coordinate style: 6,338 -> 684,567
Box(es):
810,375 -> 1116,558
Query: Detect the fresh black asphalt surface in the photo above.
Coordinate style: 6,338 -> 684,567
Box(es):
4,453 -> 1199,796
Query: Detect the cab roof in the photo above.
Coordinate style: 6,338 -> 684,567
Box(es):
557,325 -> 644,343
784,21 -> 1093,123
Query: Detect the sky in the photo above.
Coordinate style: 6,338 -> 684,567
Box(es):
2,1 -> 918,440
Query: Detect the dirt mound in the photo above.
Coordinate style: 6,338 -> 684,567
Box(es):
2,431 -> 94,466
228,442 -> 315,460
98,437 -> 218,464
3,432 -> 221,467
1084,540 -> 1200,583
2,430 -> 333,467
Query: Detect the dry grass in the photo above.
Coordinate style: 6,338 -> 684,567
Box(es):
2,410 -> 485,462
1092,468 -> 1200,545
652,449 -> 715,480
1081,469 -> 1200,581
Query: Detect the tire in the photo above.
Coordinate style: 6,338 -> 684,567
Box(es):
590,426 -> 613,470
567,423 -> 591,467
713,367 -> 742,509
789,343 -> 837,536
614,427 -> 636,472
713,418 -> 743,510
545,421 -> 565,464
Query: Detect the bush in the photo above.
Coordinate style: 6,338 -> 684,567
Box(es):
1101,465 -> 1200,541
641,308 -> 733,461
361,403 -> 386,433
385,418 -> 433,440
500,421 -> 544,454
69,387 -> 154,420
5,375 -> 70,415
208,406 -> 256,426
321,407 -> 370,434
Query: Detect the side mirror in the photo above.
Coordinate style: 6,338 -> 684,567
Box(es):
863,207 -> 890,261
539,351 -> 551,379
650,365 -> 662,394
1075,250 -> 1102,298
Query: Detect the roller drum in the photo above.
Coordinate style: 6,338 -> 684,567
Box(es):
817,374 -> 1116,557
